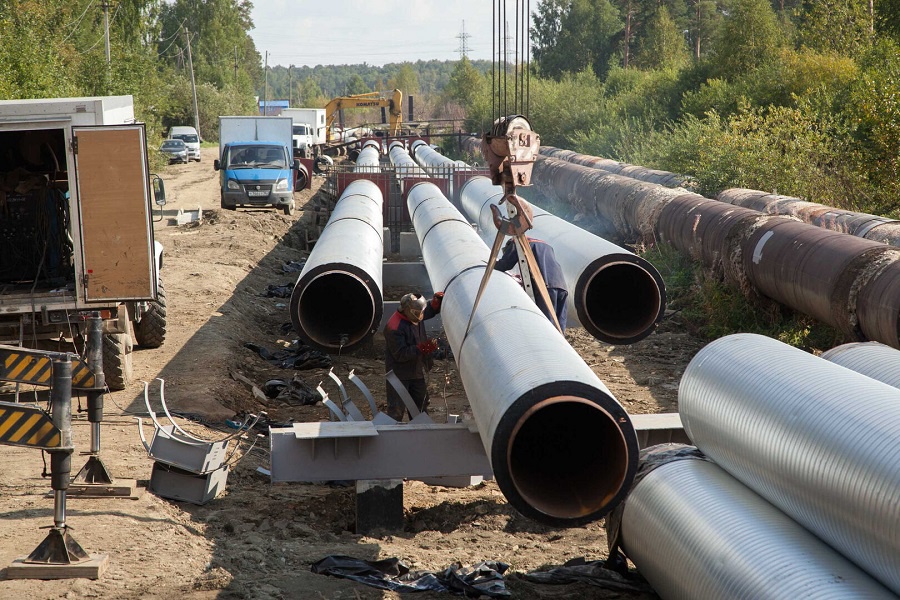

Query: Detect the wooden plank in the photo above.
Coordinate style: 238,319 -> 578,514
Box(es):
7,553 -> 109,580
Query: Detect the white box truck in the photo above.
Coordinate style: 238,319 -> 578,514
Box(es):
214,116 -> 296,215
0,95 -> 167,389
280,108 -> 326,157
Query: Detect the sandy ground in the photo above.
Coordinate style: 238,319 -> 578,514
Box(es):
0,146 -> 706,599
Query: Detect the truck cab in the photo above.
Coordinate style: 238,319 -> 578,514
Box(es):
291,123 -> 313,158
215,141 -> 295,215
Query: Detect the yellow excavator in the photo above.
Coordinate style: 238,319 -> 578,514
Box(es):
324,89 -> 403,143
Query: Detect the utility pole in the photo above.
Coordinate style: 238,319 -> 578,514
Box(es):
183,27 -> 200,139
101,1 -> 111,64
289,64 -> 294,107
264,51 -> 270,115
234,46 -> 239,83
456,20 -> 471,59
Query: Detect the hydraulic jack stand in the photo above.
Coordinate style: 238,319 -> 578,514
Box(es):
68,313 -> 140,499
7,356 -> 109,579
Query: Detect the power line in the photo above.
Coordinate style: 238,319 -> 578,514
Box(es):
60,0 -> 96,43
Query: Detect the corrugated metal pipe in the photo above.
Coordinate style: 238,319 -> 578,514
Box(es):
719,188 -> 900,247
405,181 -> 639,526
289,176 -> 384,353
820,341 -> 900,389
459,176 -> 666,343
539,145 -> 694,189
615,445 -> 897,599
679,333 -> 900,594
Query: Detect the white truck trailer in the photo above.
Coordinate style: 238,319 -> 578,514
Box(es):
280,108 -> 326,157
0,95 -> 166,390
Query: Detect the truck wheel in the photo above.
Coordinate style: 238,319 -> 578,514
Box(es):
103,332 -> 133,391
221,195 -> 236,210
282,199 -> 295,216
134,281 -> 167,348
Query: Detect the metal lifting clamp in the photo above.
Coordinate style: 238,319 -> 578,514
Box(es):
464,115 -> 562,335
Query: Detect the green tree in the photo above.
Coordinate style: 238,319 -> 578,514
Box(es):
634,6 -> 690,69
532,0 -> 623,79
388,63 -> 419,94
795,0 -> 872,55
444,57 -> 486,111
297,77 -> 325,106
344,73 -> 370,95
712,0 -> 784,79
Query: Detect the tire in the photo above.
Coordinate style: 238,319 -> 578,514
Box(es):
282,199 -> 295,216
221,194 -> 236,210
103,332 -> 133,391
134,281 -> 167,348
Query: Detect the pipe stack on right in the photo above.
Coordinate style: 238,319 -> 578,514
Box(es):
613,333 -> 900,597
529,153 -> 900,349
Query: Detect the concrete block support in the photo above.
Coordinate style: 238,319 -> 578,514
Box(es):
399,232 -> 421,259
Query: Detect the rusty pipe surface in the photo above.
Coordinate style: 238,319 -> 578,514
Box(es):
532,154 -> 900,348
406,181 -> 638,525
719,188 -> 900,247
540,145 -> 693,189
459,176 -> 665,343
289,177 -> 383,352
679,333 -> 900,594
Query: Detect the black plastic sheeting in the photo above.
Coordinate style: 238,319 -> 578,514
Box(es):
519,556 -> 657,595
311,555 -> 510,597
243,340 -> 332,370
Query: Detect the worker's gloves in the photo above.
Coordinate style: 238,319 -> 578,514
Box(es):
417,339 -> 438,356
430,291 -> 444,311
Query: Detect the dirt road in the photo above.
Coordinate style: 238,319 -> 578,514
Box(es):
0,146 -> 702,599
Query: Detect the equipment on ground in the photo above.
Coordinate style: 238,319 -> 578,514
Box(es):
324,89 -> 403,145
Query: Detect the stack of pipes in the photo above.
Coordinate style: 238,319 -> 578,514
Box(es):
403,176 -> 640,525
612,333 -> 900,598
288,147 -> 385,352
718,188 -> 900,247
529,154 -> 900,349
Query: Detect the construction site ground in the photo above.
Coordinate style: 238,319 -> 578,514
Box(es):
0,146 -> 706,599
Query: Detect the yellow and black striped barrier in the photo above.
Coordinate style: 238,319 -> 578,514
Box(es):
0,346 -> 97,390
0,401 -> 61,449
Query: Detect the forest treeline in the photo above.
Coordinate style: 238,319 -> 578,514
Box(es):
0,0 -> 898,216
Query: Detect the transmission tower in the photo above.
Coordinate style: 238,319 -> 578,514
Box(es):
456,20 -> 472,59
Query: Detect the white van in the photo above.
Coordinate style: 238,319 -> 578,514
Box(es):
168,126 -> 201,162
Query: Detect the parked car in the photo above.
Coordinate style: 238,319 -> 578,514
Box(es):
168,125 -> 201,162
160,139 -> 188,164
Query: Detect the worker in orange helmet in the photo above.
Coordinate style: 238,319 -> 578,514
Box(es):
383,291 -> 444,421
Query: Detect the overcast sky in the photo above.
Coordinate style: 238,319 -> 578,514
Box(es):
248,1 -> 532,67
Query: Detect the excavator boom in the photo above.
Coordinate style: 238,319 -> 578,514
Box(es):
324,89 -> 403,143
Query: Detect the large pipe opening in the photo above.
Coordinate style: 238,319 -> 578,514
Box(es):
295,270 -> 376,350
580,262 -> 662,343
507,397 -> 629,520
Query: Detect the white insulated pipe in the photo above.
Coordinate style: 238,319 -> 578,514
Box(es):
621,455 -> 897,599
354,142 -> 381,173
406,181 -> 639,526
289,177 -> 384,352
388,140 -> 426,185
820,342 -> 900,389
459,176 -> 666,343
678,333 -> 900,594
